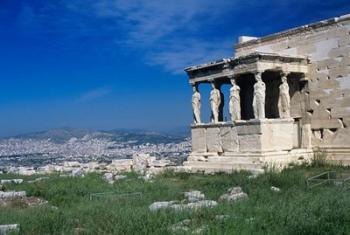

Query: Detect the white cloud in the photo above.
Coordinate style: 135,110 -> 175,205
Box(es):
20,0 -> 336,74
77,87 -> 112,103
66,0 -> 239,73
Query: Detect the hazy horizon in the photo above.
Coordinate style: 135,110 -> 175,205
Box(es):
1,0 -> 350,137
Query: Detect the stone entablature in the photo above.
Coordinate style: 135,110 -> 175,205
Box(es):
185,52 -> 309,85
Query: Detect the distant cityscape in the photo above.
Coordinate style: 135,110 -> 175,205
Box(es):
0,128 -> 191,168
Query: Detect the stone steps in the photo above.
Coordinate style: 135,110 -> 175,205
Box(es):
184,161 -> 264,174
186,164 -> 265,174
327,159 -> 350,165
184,153 -> 265,173
206,156 -> 262,164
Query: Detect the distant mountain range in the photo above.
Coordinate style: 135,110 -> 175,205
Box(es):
9,127 -> 190,144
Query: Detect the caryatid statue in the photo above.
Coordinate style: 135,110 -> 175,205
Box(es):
253,72 -> 266,119
192,85 -> 201,124
210,82 -> 221,123
229,79 -> 241,121
278,74 -> 291,118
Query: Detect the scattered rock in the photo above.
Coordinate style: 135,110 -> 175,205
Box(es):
0,224 -> 19,235
1,179 -> 23,184
186,200 -> 218,210
139,172 -> 153,182
63,161 -> 81,168
248,174 -> 258,179
271,186 -> 281,192
219,186 -> 248,203
169,219 -> 191,233
18,167 -> 36,176
51,206 -> 59,210
103,173 -> 114,184
133,154 -> 150,174
184,191 -> 205,202
114,175 -> 127,181
171,200 -> 218,211
0,191 -> 26,199
107,159 -> 133,173
37,165 -> 59,174
149,201 -> 178,212
149,159 -> 174,168
192,225 -> 208,234
71,168 -> 84,177
169,220 -> 208,234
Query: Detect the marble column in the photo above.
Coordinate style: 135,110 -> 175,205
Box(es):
192,84 -> 201,124
253,72 -> 266,119
229,77 -> 241,121
278,73 -> 291,118
210,82 -> 221,123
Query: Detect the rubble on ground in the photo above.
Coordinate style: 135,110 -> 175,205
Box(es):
169,219 -> 191,233
271,186 -> 281,192
2,154 -> 177,179
149,201 -> 178,212
103,173 -> 114,184
0,190 -> 48,208
1,179 -> 23,184
169,219 -> 208,234
219,186 -> 248,203
0,224 -> 20,235
184,191 -> 205,202
149,190 -> 218,212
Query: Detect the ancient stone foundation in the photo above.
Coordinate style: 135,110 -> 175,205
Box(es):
184,14 -> 350,173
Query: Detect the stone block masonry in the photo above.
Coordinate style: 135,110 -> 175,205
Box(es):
183,14 -> 350,172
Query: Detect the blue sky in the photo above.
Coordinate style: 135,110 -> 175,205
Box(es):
0,0 -> 350,137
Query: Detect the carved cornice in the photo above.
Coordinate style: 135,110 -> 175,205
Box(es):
186,52 -> 309,84
235,14 -> 350,50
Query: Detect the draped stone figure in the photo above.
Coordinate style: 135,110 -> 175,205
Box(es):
192,85 -> 201,124
253,73 -> 266,119
278,75 -> 291,118
210,83 -> 221,123
229,79 -> 241,121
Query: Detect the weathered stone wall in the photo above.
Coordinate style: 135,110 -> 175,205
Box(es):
191,119 -> 295,154
235,16 -> 350,156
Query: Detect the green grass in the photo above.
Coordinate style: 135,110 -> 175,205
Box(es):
1,165 -> 350,235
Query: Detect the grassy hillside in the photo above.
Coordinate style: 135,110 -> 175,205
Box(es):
1,164 -> 350,234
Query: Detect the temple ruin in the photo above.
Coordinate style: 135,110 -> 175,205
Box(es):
184,14 -> 350,173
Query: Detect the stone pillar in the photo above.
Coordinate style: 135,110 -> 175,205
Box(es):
192,84 -> 201,124
229,77 -> 241,121
253,72 -> 266,119
278,73 -> 291,118
210,82 -> 221,123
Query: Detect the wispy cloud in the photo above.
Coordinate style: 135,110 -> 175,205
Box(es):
81,0 -> 236,73
10,0 -> 348,73
76,87 -> 112,103
65,0 -> 238,73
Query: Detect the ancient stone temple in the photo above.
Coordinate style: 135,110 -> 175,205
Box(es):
184,14 -> 350,173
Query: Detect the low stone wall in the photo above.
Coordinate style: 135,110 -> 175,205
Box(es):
185,119 -> 315,173
192,119 -> 296,154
